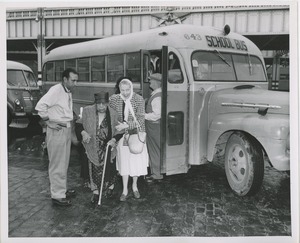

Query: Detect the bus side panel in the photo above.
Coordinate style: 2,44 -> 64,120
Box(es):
188,88 -> 211,165
165,90 -> 189,175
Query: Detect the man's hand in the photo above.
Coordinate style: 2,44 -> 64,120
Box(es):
46,121 -> 64,131
81,130 -> 91,143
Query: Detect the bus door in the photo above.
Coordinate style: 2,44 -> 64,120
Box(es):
161,46 -> 190,175
140,49 -> 151,99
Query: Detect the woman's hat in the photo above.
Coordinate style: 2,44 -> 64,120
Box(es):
94,91 -> 109,103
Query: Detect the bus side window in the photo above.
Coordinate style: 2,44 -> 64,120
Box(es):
44,62 -> 54,81
55,61 -> 64,81
126,53 -> 140,82
168,53 -> 183,83
107,54 -> 124,83
91,56 -> 105,82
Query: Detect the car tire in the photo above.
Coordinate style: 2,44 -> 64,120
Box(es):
7,111 -> 12,126
225,132 -> 264,196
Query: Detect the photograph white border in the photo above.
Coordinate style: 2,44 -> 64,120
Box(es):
0,0 -> 298,243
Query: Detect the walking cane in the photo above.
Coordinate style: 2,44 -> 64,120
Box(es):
98,143 -> 111,206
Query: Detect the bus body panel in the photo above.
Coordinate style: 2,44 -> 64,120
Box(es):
43,25 -> 263,64
162,46 -> 190,176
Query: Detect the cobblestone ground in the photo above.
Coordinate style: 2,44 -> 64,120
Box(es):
5,134 -> 291,238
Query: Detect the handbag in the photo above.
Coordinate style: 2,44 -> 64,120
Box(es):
125,126 -> 146,154
123,106 -> 146,154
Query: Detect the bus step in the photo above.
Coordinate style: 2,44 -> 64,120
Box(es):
9,118 -> 30,128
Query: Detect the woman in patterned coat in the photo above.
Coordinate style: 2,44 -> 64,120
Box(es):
76,91 -> 121,204
109,79 -> 149,201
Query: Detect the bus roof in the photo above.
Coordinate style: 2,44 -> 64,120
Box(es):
44,24 -> 262,63
7,60 -> 33,72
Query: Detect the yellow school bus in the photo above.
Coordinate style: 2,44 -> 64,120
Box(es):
42,24 -> 289,196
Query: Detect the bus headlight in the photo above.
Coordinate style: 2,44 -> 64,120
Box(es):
14,99 -> 21,106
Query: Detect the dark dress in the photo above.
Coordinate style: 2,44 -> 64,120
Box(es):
76,106 -> 121,198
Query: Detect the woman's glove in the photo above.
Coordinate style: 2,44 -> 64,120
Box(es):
115,121 -> 129,132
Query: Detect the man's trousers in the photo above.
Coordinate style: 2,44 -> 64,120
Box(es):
46,126 -> 71,199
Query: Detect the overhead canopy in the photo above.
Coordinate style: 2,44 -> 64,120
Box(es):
245,34 -> 289,51
7,34 -> 289,59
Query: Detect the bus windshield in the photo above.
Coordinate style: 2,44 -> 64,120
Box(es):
24,71 -> 37,87
192,51 -> 266,82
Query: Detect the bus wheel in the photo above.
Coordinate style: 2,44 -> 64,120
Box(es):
7,111 -> 12,126
224,132 -> 264,196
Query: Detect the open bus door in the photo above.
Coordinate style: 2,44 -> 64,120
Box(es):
140,49 -> 151,99
161,46 -> 190,175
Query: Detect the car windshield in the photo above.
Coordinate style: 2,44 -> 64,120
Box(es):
192,51 -> 267,82
7,70 -> 28,86
24,71 -> 38,87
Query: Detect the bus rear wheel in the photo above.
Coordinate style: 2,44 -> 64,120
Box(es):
224,132 -> 264,196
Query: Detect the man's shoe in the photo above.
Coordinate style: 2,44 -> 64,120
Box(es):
66,189 -> 76,198
145,175 -> 163,183
145,175 -> 154,183
52,198 -> 72,206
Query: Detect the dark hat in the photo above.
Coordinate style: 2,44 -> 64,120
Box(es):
94,91 -> 109,103
149,73 -> 162,82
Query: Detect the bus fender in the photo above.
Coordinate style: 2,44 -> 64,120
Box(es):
207,113 -> 289,170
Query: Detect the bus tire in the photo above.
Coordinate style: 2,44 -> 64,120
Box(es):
224,132 -> 264,196
7,111 -> 12,126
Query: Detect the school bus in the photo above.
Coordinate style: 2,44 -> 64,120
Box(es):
7,60 -> 41,128
42,24 -> 289,196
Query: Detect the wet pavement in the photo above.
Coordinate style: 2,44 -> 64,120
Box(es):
4,125 -> 291,239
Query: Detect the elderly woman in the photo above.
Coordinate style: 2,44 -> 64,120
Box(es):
76,91 -> 121,204
109,78 -> 149,201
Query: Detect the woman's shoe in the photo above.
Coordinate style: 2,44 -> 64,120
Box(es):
91,194 -> 99,204
120,193 -> 128,202
133,190 -> 140,199
106,189 -> 114,198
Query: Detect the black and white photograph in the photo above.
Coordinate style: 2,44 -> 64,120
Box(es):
0,1 -> 298,243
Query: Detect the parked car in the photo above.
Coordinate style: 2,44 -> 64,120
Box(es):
7,60 -> 41,128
